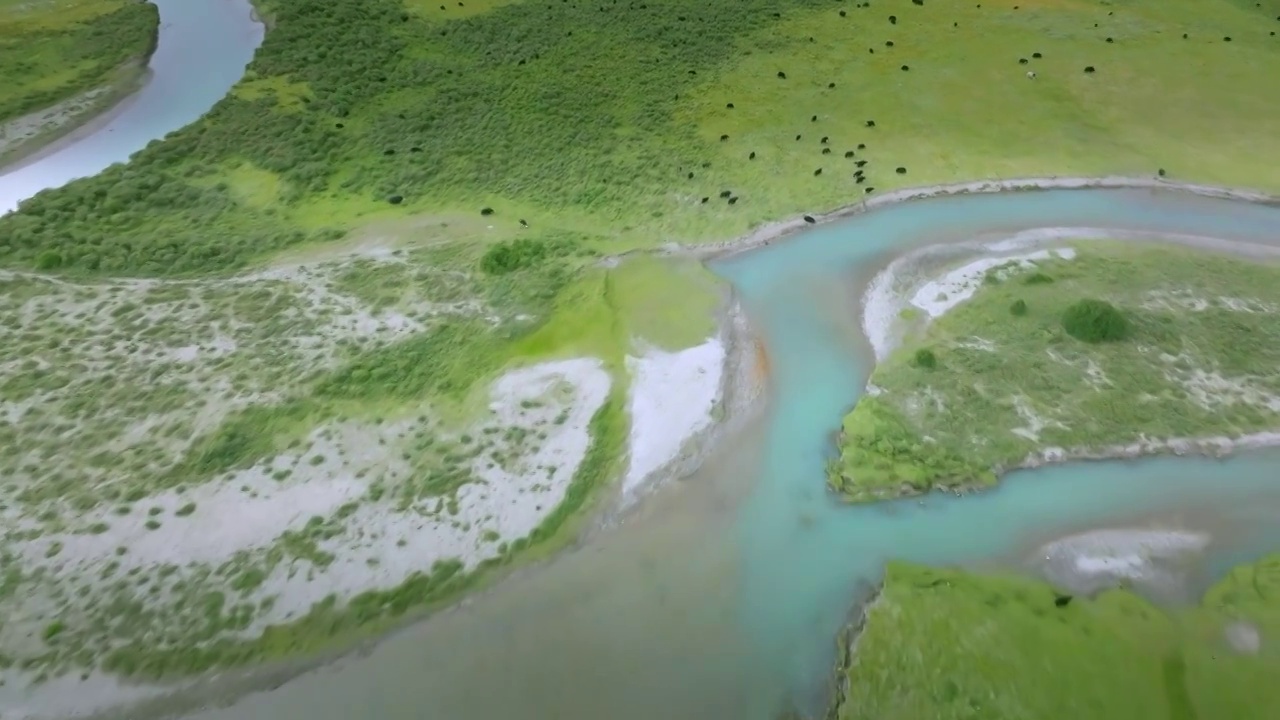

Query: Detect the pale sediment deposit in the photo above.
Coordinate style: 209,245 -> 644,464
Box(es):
623,338 -> 726,497
1036,528 -> 1211,598
14,357 -> 610,628
858,224 -> 1280,362
908,247 -> 1077,319
0,243 -> 620,705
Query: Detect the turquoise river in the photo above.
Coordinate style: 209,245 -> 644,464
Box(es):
165,187 -> 1280,720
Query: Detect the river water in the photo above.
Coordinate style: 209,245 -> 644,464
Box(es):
167,188 -> 1280,720
3,4 -> 1279,716
0,0 -> 262,215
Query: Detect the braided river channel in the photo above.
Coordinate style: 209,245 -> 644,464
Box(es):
3,4 -> 1280,718
183,187 -> 1280,720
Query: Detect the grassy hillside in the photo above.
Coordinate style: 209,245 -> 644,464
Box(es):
837,557 -> 1280,720
0,0 -> 158,123
1,0 -> 1279,275
832,241 -> 1280,502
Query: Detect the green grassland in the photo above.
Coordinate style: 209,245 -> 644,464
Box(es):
0,0 -> 158,123
2,0 -> 1280,275
835,556 -> 1280,720
831,241 -> 1280,502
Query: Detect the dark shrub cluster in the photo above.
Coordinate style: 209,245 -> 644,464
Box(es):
1062,299 -> 1129,343
478,237 -> 577,275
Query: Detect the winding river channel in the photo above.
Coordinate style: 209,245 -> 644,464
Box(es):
169,188 -> 1280,720
4,4 -> 1280,720
0,0 -> 261,215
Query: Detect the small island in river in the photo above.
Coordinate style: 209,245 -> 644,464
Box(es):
832,240 -> 1280,502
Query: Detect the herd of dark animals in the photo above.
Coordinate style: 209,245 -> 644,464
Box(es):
391,1 -> 1280,219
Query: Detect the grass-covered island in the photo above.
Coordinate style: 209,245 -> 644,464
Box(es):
0,0 -> 159,162
828,556 -> 1280,720
831,241 -> 1280,502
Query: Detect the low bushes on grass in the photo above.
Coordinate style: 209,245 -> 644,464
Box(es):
1062,298 -> 1130,343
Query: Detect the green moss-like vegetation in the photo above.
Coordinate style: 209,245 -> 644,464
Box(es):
4,0 -> 1280,274
0,0 -> 158,123
912,348 -> 937,369
836,556 -> 1280,720
1062,298 -> 1130,343
832,242 -> 1280,501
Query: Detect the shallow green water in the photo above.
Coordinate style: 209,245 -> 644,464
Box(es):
188,188 -> 1280,720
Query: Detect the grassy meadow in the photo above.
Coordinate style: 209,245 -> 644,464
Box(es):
2,0 -> 1280,274
832,241 -> 1280,502
837,557 -> 1280,720
0,0 -> 158,123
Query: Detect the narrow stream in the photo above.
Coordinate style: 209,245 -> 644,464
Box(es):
0,0 -> 262,214
171,187 -> 1280,720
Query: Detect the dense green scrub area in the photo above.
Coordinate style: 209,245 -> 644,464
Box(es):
0,0 -> 158,123
836,557 -> 1280,720
3,0 -> 1280,275
832,242 -> 1280,502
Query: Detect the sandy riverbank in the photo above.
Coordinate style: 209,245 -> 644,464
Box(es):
0,4 -> 159,173
617,292 -> 766,509
0,68 -> 151,173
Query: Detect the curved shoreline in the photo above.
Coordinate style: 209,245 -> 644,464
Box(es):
0,0 -> 161,171
680,176 -> 1280,263
0,0 -> 265,214
13,180 -> 1278,719
0,68 -> 152,174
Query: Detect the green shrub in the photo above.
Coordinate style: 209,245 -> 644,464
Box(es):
479,238 -> 578,275
914,348 -> 938,369
1010,299 -> 1028,316
1062,299 -> 1129,343
34,250 -> 63,270
1023,272 -> 1055,285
